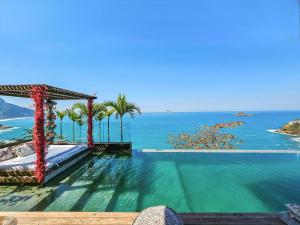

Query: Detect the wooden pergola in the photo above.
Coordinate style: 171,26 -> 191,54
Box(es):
0,84 -> 96,100
0,84 -> 97,184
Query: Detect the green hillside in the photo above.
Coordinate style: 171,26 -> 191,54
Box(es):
0,98 -> 34,119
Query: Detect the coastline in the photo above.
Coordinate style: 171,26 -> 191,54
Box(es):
0,126 -> 20,133
0,117 -> 33,122
267,129 -> 300,147
142,149 -> 300,153
267,129 -> 300,137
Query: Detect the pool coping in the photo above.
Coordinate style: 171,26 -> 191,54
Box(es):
142,149 -> 300,154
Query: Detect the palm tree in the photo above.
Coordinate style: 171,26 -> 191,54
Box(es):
105,94 -> 141,142
104,107 -> 115,142
72,102 -> 105,143
67,109 -> 79,142
76,116 -> 84,143
72,102 -> 104,118
56,110 -> 68,140
95,112 -> 106,142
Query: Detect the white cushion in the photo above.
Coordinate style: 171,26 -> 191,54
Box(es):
13,144 -> 35,157
0,148 -> 15,162
0,145 -> 88,171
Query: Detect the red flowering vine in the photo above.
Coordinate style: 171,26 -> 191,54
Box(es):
30,85 -> 47,184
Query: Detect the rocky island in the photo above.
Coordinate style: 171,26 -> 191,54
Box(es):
275,120 -> 300,135
0,124 -> 12,131
235,112 -> 255,117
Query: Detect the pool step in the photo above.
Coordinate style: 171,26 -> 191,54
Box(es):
44,155 -> 116,211
72,155 -> 117,186
110,158 -> 144,211
30,156 -> 103,211
111,191 -> 140,212
56,154 -> 104,185
141,161 -> 191,212
81,157 -> 129,211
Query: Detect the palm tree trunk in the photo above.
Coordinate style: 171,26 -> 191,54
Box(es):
99,121 -> 101,142
72,121 -> 75,143
79,126 -> 81,143
102,123 -> 105,141
120,116 -> 123,142
107,117 -> 110,142
60,119 -> 63,139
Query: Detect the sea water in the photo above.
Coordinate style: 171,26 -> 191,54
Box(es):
0,111 -> 300,150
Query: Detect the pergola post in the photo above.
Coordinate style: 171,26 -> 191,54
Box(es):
45,100 -> 56,145
87,98 -> 94,149
31,86 -> 46,184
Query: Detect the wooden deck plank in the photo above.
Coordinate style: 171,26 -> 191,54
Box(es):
0,212 -> 288,225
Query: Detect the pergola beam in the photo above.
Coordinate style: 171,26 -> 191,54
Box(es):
0,90 -> 86,100
0,84 -> 96,100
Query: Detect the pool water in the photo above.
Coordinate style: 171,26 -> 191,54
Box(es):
1,151 -> 300,212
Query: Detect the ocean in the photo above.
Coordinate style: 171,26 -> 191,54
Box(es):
0,111 -> 300,150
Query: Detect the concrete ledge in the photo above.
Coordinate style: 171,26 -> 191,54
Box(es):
142,149 -> 300,154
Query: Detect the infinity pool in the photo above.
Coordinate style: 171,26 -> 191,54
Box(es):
1,151 -> 300,212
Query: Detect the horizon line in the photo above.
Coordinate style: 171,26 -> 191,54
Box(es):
141,109 -> 300,113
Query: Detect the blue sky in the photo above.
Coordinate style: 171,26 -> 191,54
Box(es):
0,0 -> 299,112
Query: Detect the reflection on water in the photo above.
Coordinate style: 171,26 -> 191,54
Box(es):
1,151 -> 300,212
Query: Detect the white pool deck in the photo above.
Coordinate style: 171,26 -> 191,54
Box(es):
142,149 -> 300,154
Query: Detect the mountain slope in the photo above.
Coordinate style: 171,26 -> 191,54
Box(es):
0,98 -> 34,119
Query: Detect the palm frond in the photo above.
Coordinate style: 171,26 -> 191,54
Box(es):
56,110 -> 67,120
72,102 -> 88,116
72,102 -> 105,118
96,111 -> 106,121
93,103 -> 105,117
105,108 -> 115,117
76,118 -> 84,126
67,109 -> 80,122
104,95 -> 141,119
126,103 -> 141,118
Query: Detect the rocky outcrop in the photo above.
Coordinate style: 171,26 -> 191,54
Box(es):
0,124 -> 12,131
277,120 -> 300,135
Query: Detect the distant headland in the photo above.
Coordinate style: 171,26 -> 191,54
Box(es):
235,112 -> 255,117
0,97 -> 34,119
274,120 -> 300,136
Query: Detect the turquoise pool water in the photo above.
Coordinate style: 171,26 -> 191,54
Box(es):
1,151 -> 300,212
